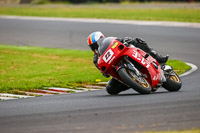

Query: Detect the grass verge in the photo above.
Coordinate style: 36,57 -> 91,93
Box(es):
0,45 -> 191,93
0,5 -> 200,22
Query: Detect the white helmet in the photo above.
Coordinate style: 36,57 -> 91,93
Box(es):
87,31 -> 105,52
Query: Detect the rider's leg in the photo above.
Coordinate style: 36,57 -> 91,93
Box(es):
134,38 -> 168,64
149,50 -> 169,64
106,78 -> 129,95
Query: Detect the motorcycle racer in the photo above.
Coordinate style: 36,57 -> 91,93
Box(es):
87,31 -> 169,94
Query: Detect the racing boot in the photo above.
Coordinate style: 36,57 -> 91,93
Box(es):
150,50 -> 169,64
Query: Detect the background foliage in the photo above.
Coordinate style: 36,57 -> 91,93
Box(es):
53,0 -> 200,3
19,0 -> 200,4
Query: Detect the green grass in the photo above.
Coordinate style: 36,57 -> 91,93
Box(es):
165,59 -> 191,75
0,45 -> 190,93
0,5 -> 200,22
0,45 -> 106,93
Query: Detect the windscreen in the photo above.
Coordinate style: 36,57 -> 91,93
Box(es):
98,37 -> 115,56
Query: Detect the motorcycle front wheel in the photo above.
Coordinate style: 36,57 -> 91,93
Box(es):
162,71 -> 182,92
118,68 -> 151,94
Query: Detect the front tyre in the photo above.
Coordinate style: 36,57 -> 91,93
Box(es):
162,71 -> 182,92
118,68 -> 151,94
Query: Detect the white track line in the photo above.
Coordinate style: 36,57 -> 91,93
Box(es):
0,96 -> 18,100
25,92 -> 53,96
48,87 -> 85,93
1,15 -> 200,28
0,93 -> 34,98
48,87 -> 100,92
180,63 -> 198,77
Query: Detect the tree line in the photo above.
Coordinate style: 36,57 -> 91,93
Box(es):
58,0 -> 199,3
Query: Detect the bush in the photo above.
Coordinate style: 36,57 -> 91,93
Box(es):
31,0 -> 50,4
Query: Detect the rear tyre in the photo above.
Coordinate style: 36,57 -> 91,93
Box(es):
118,68 -> 151,94
106,78 -> 129,95
162,71 -> 182,92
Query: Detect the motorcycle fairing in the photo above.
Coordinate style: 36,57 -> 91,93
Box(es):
98,38 -> 162,87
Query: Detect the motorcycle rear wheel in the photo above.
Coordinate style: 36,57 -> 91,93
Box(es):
118,68 -> 151,94
162,71 -> 182,92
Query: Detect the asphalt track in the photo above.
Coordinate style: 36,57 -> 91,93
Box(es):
0,17 -> 200,133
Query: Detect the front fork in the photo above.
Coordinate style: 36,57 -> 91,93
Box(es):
116,56 -> 148,86
117,56 -> 142,77
159,65 -> 174,83
159,70 -> 166,83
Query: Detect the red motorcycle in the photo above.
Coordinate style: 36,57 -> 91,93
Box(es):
97,37 -> 182,94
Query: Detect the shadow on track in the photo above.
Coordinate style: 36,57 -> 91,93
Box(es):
93,90 -> 170,98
